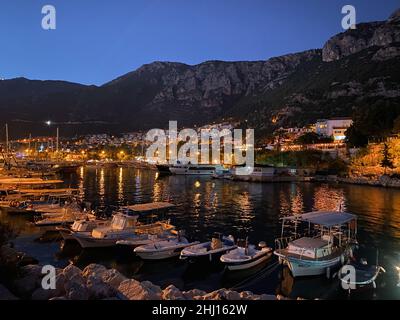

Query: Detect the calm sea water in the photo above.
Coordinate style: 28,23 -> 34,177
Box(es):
1,166 -> 400,300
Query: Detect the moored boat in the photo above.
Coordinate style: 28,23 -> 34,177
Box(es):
56,217 -> 110,241
169,164 -> 223,176
274,211 -> 358,278
220,239 -> 272,271
180,233 -> 236,263
72,202 -> 176,248
134,234 -> 200,260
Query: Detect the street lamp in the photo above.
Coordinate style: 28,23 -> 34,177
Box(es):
45,120 -> 59,153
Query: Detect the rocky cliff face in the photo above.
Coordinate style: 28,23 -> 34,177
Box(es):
105,50 -> 320,113
322,9 -> 400,62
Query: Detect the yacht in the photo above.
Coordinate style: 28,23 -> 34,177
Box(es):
274,211 -> 358,278
169,164 -> 223,175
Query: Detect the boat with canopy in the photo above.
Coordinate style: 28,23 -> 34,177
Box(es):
274,211 -> 358,278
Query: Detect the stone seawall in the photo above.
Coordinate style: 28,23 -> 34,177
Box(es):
0,244 -> 285,301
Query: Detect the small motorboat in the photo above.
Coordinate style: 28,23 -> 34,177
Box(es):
56,217 -> 110,241
220,239 -> 272,271
134,233 -> 200,260
338,257 -> 386,292
34,209 -> 94,227
116,232 -> 176,249
180,233 -> 236,263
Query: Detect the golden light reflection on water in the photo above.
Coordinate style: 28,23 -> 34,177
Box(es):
313,184 -> 346,212
78,166 -> 85,201
98,168 -> 105,204
118,167 -> 124,202
345,186 -> 400,239
153,181 -> 162,202
279,185 -> 304,216
193,192 -> 201,217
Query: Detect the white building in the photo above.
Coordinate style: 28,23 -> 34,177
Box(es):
315,118 -> 353,141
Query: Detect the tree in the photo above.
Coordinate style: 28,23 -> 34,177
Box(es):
380,143 -> 395,174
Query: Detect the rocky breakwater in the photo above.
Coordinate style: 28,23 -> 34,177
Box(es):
339,174 -> 400,188
0,245 -> 283,301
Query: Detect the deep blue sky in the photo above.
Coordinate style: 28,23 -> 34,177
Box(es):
0,0 -> 398,85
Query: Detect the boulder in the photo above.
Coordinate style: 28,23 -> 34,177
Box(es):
201,288 -> 241,300
0,284 -> 18,300
62,264 -> 82,280
239,291 -> 256,300
86,274 -> 116,299
66,282 -> 90,300
118,279 -> 162,300
31,273 -> 66,300
162,285 -> 185,300
82,264 -> 107,279
101,269 -> 127,289
182,288 -> 207,300
13,265 -> 44,297
64,273 -> 85,292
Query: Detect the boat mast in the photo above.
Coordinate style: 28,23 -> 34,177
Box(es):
5,123 -> 9,153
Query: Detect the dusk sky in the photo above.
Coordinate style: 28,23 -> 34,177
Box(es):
0,0 -> 399,85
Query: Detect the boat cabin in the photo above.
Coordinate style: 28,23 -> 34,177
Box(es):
276,211 -> 357,259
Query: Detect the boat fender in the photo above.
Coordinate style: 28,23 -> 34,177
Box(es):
340,254 -> 345,265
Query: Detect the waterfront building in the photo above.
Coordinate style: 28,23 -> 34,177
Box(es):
315,118 -> 353,141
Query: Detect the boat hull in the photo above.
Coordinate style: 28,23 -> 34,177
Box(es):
276,251 -> 348,278
135,249 -> 183,260
72,233 -> 118,248
169,167 -> 215,175
223,250 -> 271,271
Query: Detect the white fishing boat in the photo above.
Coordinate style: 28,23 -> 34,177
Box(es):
180,233 -> 236,262
116,232 -> 177,249
134,234 -> 200,260
274,211 -> 358,278
72,202 -> 176,248
34,208 -> 93,227
169,164 -> 223,175
56,218 -> 110,241
220,239 -> 272,271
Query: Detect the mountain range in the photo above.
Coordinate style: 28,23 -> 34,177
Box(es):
1,8 -> 400,143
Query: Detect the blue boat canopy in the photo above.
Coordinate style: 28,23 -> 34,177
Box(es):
282,211 -> 357,227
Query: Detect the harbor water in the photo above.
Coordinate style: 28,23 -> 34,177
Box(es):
1,166 -> 400,300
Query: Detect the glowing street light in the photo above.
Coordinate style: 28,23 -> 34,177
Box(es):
46,120 -> 52,126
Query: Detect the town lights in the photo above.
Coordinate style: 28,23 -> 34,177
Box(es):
45,120 -> 52,126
